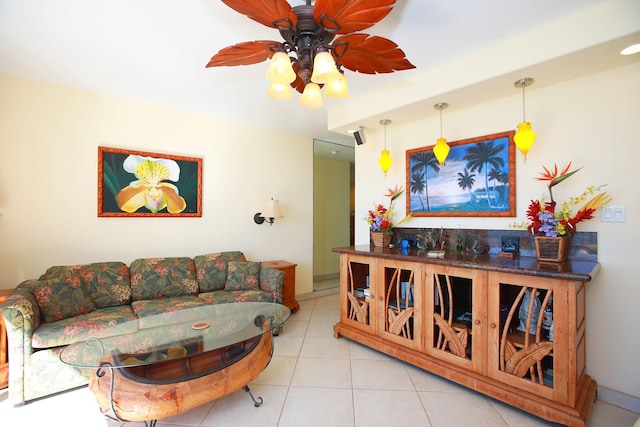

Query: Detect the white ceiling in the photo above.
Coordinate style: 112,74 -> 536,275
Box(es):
0,0 -> 636,146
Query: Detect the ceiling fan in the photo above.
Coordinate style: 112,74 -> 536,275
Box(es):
206,0 -> 415,108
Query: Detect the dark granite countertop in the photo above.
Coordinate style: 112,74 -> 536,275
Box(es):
332,245 -> 600,282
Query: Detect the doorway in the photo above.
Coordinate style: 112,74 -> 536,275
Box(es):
313,139 -> 355,291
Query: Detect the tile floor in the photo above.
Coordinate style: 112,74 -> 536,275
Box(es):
1,292 -> 638,427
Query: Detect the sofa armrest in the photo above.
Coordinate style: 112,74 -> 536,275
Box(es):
260,267 -> 284,304
0,280 -> 41,405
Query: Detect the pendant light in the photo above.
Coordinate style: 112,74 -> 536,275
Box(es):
513,78 -> 536,159
433,102 -> 450,166
378,119 -> 392,175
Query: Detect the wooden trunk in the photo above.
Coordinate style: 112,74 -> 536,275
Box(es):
89,331 -> 273,422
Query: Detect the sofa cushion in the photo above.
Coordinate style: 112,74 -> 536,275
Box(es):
129,257 -> 198,301
32,277 -> 96,323
193,251 -> 246,292
131,295 -> 208,319
225,261 -> 261,291
198,289 -> 273,305
32,305 -> 137,348
41,262 -> 132,309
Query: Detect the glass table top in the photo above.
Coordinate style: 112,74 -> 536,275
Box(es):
60,302 -> 290,369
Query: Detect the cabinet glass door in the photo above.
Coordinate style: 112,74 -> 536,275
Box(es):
426,266 -> 485,372
378,260 -> 422,349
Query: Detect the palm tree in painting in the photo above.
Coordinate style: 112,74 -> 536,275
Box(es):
410,151 -> 440,212
487,167 -> 503,206
410,170 -> 426,211
462,140 -> 504,208
457,168 -> 477,203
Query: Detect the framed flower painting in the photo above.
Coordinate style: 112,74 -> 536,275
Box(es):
406,131 -> 516,217
98,146 -> 202,217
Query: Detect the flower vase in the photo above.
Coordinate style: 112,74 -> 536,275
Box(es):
534,236 -> 572,262
370,232 -> 391,247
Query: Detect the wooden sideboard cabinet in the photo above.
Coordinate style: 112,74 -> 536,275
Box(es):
262,260 -> 299,313
0,288 -> 12,389
333,247 -> 598,427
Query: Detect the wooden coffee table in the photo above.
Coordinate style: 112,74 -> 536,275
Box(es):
61,302 -> 290,427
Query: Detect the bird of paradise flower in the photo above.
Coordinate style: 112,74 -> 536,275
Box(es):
115,155 -> 187,214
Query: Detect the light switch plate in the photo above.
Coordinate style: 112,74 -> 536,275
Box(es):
601,204 -> 626,223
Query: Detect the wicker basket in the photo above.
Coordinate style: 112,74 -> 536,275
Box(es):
534,236 -> 571,262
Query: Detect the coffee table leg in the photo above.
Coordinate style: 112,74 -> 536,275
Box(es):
243,385 -> 263,407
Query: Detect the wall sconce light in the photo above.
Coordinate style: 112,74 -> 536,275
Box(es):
378,119 -> 392,175
514,77 -> 536,159
254,198 -> 283,226
433,102 -> 450,166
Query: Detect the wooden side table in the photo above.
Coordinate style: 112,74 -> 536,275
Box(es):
262,260 -> 299,313
0,288 -> 13,389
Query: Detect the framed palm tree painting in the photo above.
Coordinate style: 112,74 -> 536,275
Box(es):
406,131 -> 516,217
98,146 -> 202,217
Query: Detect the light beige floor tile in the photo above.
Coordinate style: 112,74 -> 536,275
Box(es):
278,386 -> 354,427
157,399 -> 215,426
351,358 -> 415,391
349,340 -> 396,360
294,300 -> 315,320
272,335 -> 304,357
252,356 -> 297,386
305,319 -> 337,337
291,357 -> 352,388
278,318 -> 309,337
353,389 -> 431,427
419,390 -> 508,427
488,397 -> 563,426
300,335 -> 350,359
310,306 -> 340,322
199,384 -> 287,427
406,364 -> 470,393
587,401 -> 640,427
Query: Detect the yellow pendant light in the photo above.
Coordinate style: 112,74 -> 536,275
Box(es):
514,78 -> 536,159
433,102 -> 450,166
378,119 -> 392,175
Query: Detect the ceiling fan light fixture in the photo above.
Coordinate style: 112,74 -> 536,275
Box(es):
266,82 -> 293,100
310,51 -> 340,85
299,83 -> 323,109
266,51 -> 296,85
324,72 -> 349,99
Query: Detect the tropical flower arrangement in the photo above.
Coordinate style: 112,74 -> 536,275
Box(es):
525,162 -> 611,237
366,185 -> 410,235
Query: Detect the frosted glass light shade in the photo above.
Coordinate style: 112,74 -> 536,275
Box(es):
266,83 -> 292,100
378,149 -> 392,175
433,137 -> 450,166
324,72 -> 349,99
310,51 -> 340,84
514,121 -> 536,159
299,83 -> 323,109
265,52 -> 296,85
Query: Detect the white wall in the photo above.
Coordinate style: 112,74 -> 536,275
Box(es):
352,63 -> 640,401
0,74 -> 315,295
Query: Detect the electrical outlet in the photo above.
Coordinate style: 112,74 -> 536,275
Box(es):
601,204 -> 626,223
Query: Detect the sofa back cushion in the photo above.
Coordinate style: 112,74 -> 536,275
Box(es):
32,277 -> 96,323
129,257 -> 198,301
193,251 -> 246,292
225,261 -> 261,291
41,262 -> 132,309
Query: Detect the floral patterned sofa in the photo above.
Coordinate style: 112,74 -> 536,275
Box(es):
0,251 -> 284,405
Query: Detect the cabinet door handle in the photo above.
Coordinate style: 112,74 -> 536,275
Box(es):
474,319 -> 481,325
490,323 -> 496,329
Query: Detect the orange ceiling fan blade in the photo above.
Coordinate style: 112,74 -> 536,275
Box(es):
206,41 -> 280,67
314,0 -> 396,34
220,0 -> 297,29
333,34 -> 415,74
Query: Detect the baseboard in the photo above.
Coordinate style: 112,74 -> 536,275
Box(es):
297,287 -> 339,301
597,385 -> 640,414
313,273 -> 339,282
